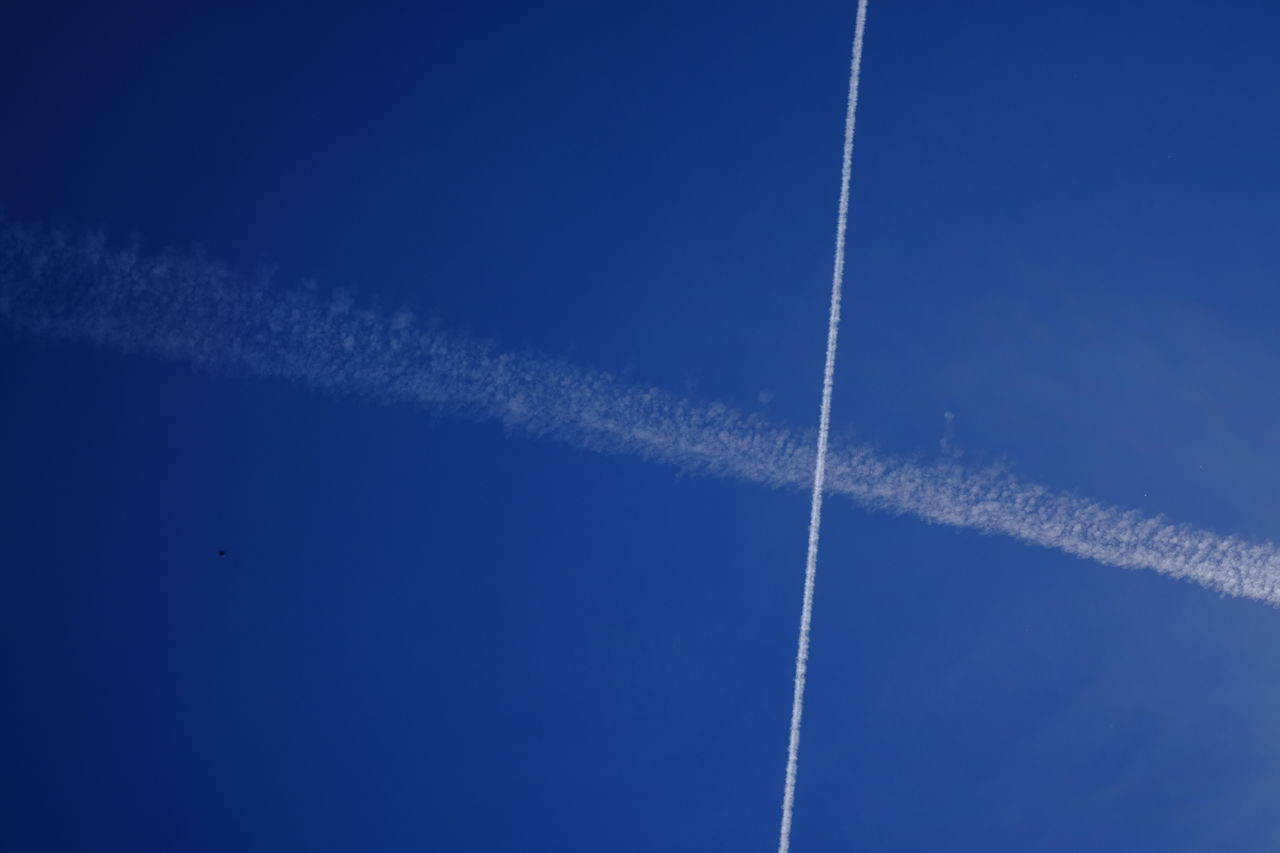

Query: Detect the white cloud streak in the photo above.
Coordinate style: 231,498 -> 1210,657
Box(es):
1,220 -> 1278,615
779,1 -> 870,850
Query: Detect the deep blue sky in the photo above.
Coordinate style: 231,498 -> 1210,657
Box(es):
4,1 -> 1280,850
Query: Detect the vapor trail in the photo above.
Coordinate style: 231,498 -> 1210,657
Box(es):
1,221 -> 1279,602
779,2 -> 870,851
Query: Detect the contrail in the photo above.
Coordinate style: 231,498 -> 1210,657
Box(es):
779,2 -> 870,851
1,223 -> 1278,593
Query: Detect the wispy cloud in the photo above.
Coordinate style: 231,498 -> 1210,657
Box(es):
1,218 -> 1277,611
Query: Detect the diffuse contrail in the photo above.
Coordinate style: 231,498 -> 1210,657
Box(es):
779,1 -> 870,851
1,222 -> 1279,601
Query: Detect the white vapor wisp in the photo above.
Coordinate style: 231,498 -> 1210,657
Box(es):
1,220 -> 1279,612
779,2 -> 870,851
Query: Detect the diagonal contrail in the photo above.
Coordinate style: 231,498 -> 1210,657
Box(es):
778,2 -> 870,851
1,223 -> 1278,599
2,221 -> 1278,605
3,220 -> 1278,607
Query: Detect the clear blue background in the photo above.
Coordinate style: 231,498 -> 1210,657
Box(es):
4,0 -> 1280,849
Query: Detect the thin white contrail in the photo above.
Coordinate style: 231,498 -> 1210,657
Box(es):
1,222 -> 1278,597
779,2 -> 869,851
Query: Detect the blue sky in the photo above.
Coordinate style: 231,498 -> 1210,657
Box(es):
4,0 -> 1280,850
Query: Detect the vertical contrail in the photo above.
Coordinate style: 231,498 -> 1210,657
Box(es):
778,2 -> 870,851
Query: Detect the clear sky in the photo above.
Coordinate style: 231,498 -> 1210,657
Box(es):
4,1 -> 1280,850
